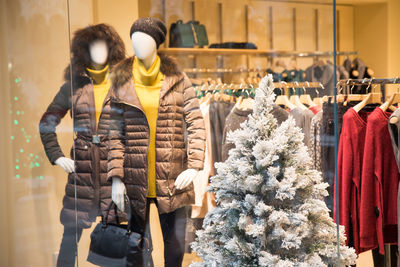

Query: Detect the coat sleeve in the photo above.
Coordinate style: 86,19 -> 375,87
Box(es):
39,83 -> 71,164
182,75 -> 206,171
107,101 -> 125,181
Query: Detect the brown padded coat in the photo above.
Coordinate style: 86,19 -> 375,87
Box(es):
39,24 -> 126,228
39,76 -> 126,228
108,55 -> 206,220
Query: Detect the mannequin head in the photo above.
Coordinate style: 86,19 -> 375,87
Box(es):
65,23 -> 125,80
131,32 -> 157,67
129,17 -> 166,69
89,39 -> 108,69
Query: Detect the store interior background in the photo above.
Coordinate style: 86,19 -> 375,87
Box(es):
1,0 -> 400,266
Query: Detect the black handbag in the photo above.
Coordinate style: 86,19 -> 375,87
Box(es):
87,197 -> 150,267
169,20 -> 209,48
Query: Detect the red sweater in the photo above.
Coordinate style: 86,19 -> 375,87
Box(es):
309,105 -> 322,115
334,108 -> 371,254
360,108 -> 398,254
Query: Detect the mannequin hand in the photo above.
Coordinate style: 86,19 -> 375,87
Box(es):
112,177 -> 126,212
175,169 -> 198,190
55,157 -> 75,173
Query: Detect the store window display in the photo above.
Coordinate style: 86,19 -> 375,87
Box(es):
38,24 -> 126,266
108,17 -> 205,266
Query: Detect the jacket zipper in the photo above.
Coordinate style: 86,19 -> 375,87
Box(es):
115,77 -> 184,199
117,100 -> 152,197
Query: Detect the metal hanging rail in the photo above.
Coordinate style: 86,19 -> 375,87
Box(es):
338,78 -> 400,86
158,48 -> 358,58
338,78 -> 400,100
194,81 -> 323,91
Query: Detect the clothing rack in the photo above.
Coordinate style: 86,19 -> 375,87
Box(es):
338,78 -> 400,99
337,78 -> 400,267
159,48 -> 358,58
194,81 -> 324,96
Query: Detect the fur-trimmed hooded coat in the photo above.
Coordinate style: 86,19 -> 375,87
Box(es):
39,24 -> 126,228
107,55 -> 206,220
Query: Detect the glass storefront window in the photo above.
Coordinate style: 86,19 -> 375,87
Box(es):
1,0 -> 400,266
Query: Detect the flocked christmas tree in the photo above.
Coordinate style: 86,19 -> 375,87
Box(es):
191,75 -> 356,266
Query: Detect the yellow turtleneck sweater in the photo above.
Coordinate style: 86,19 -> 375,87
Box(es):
86,64 -> 111,127
133,56 -> 164,198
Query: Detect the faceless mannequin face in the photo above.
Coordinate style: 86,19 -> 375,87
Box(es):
89,39 -> 108,67
131,32 -> 157,62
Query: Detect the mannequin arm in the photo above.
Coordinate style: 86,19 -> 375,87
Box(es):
39,83 -> 71,164
175,168 -> 198,190
182,77 -> 206,170
112,177 -> 126,211
107,102 -> 125,181
55,157 -> 75,173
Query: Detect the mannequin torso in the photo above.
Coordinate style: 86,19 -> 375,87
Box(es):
111,32 -> 198,211
55,39 -> 109,173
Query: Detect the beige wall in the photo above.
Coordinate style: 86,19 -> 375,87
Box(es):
92,0 -> 139,56
138,0 -> 354,83
354,0 -> 400,96
0,1 -> 13,266
354,0 -> 400,79
387,0 -> 400,77
354,3 -> 388,78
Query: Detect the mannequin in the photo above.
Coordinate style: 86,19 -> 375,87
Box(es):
39,24 -> 126,267
54,39 -> 109,174
107,17 -> 205,267
111,31 -> 198,211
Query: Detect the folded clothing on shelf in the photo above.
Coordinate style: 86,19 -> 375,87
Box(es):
208,42 -> 257,49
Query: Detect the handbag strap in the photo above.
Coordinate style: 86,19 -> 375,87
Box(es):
102,195 -> 132,226
102,200 -> 120,225
102,195 -> 145,235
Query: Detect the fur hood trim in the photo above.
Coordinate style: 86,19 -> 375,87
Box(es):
110,54 -> 182,90
64,23 -> 126,81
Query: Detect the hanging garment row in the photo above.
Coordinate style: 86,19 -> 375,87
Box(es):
190,78 -> 400,264
301,79 -> 400,266
188,57 -> 373,99
189,81 -> 324,221
193,80 -> 324,173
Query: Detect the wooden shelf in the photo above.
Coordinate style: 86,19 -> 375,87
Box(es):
159,47 -> 358,57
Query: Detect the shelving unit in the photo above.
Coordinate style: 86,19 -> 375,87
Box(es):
159,48 -> 358,83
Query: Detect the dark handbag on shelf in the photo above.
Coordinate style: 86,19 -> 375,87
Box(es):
87,196 -> 150,267
169,20 -> 209,48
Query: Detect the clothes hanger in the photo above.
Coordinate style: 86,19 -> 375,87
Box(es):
289,82 -> 308,110
334,81 -> 347,104
238,84 -> 254,111
380,93 -> 400,112
380,82 -> 400,112
313,87 -> 323,106
299,82 -> 317,107
209,83 -> 219,101
198,84 -> 207,104
275,83 -> 296,110
353,81 -> 382,113
217,83 -> 232,103
235,83 -> 245,107
342,79 -> 370,106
